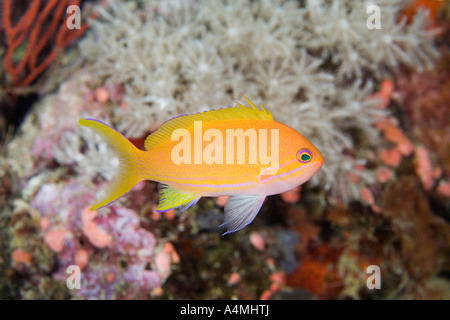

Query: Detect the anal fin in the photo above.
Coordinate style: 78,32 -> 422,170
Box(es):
156,184 -> 201,213
220,195 -> 266,235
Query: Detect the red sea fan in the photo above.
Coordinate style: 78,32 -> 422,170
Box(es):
1,0 -> 97,88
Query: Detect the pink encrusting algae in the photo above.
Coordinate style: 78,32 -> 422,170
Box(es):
383,122 -> 415,157
360,187 -> 375,206
163,242 -> 180,264
414,146 -> 441,191
249,232 -> 266,252
280,186 -> 302,204
437,181 -> 450,198
228,272 -> 241,285
376,115 -> 415,167
95,87 -> 110,103
377,167 -> 393,183
155,251 -> 171,278
81,207 -> 112,249
215,196 -> 229,207
43,229 -> 69,253
371,79 -> 395,110
260,271 -> 286,300
75,249 -> 89,271
12,249 -> 33,265
378,148 -> 403,168
29,178 -> 170,299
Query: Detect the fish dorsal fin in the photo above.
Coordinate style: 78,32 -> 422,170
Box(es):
144,96 -> 273,151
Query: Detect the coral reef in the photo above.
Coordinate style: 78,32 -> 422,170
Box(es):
32,181 -> 162,299
2,72 -> 172,299
1,0 -> 449,301
396,49 -> 450,175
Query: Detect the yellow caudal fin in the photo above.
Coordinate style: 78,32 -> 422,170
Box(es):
78,118 -> 145,210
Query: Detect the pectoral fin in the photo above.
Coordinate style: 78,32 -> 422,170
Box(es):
156,184 -> 201,213
220,195 -> 266,235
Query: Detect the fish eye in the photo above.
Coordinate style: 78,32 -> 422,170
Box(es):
297,148 -> 312,163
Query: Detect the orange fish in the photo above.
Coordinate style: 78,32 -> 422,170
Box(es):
79,97 -> 324,234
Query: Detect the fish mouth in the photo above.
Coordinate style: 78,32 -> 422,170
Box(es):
311,159 -> 324,173
312,159 -> 324,167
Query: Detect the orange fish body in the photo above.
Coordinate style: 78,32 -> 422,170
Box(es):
79,97 -> 324,234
